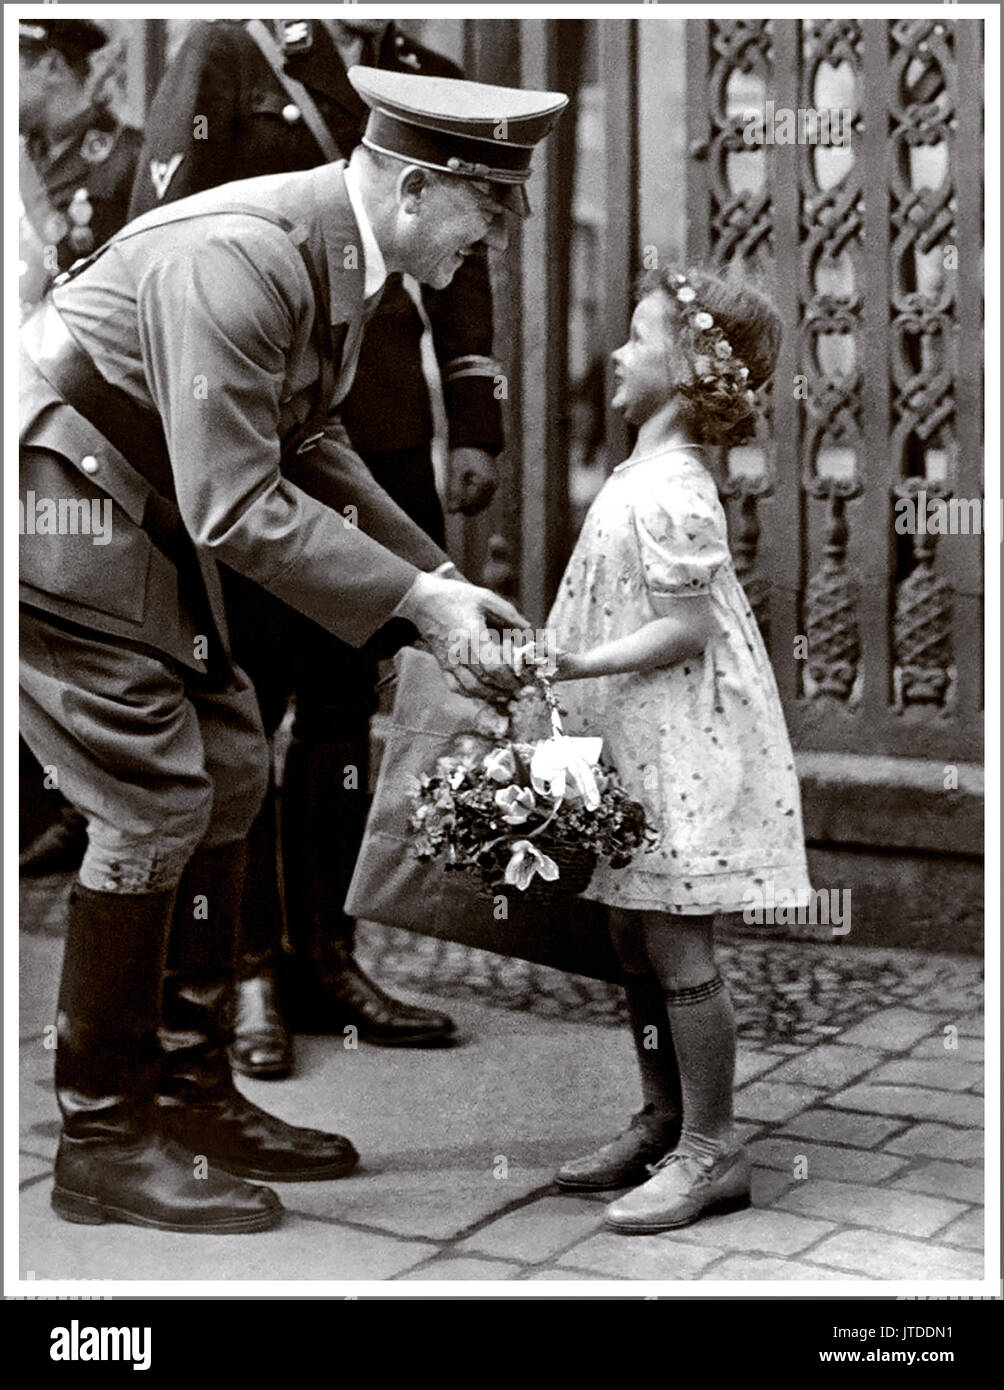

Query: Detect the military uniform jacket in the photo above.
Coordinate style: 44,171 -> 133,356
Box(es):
20,162 -> 449,674
129,19 -> 503,457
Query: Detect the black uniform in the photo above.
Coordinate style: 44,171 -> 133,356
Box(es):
21,105 -> 142,296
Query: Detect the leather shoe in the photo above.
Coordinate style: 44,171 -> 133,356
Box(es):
159,1088 -> 359,1183
229,974 -> 293,1079
287,950 -> 456,1047
52,1132 -> 282,1234
605,1134 -> 751,1233
556,1105 -> 682,1191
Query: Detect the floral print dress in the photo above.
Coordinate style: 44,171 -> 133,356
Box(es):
547,446 -> 812,915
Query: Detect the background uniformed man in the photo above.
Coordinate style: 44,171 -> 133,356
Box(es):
130,18 -> 509,1069
20,68 -> 567,1235
19,18 -> 141,878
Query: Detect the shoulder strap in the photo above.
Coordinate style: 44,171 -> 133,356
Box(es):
55,201 -> 338,441
246,18 -> 341,163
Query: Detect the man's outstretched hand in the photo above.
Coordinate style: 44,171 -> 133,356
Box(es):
394,571 -> 531,701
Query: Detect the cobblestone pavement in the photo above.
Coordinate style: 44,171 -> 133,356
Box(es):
19,873 -> 986,1288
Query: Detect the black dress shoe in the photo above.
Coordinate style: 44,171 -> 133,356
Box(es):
159,1088 -> 359,1182
53,1133 -> 282,1233
229,974 -> 294,1079
286,949 -> 456,1046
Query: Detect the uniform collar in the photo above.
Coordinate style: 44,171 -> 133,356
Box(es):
341,159 -> 386,300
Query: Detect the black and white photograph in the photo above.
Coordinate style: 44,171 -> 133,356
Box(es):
9,1 -> 998,1318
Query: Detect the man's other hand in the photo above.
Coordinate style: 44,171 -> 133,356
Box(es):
445,447 -> 497,516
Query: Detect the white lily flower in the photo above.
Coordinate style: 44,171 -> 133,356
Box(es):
504,840 -> 560,891
530,735 -> 604,810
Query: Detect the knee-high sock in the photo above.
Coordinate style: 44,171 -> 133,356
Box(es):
623,971 -> 682,1119
663,975 -> 736,1141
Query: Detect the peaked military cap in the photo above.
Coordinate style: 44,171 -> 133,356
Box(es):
19,18 -> 108,59
348,67 -> 568,217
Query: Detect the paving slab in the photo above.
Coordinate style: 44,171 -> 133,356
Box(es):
733,1081 -> 824,1123
555,1232 -> 723,1279
806,1229 -> 983,1281
457,1195 -> 605,1263
909,1035 -> 985,1064
954,1012 -> 984,1037
650,1208 -> 836,1257
282,1164 -> 555,1241
865,1059 -> 983,1092
774,1178 -> 969,1238
749,1138 -> 909,1185
734,1050 -> 786,1085
397,1257 -> 525,1281
936,1209 -> 985,1250
20,1152 -> 53,1188
709,1254 -> 858,1281
884,1124 -> 983,1162
889,1161 -> 984,1204
751,1169 -> 796,1206
828,1085 -> 983,1127
17,1181 -> 431,1283
836,1008 -> 943,1051
779,1108 -> 907,1149
760,1044 -> 884,1089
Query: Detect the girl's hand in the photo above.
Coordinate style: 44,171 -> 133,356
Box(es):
552,649 -> 587,682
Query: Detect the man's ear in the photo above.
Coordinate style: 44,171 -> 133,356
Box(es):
397,165 -> 430,215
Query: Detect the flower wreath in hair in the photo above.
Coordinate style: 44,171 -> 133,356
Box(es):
668,272 -> 759,432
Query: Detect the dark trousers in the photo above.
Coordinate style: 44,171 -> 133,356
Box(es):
223,444 -> 445,973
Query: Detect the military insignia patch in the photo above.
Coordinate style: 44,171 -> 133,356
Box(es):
394,36 -> 422,71
80,128 -> 114,164
149,153 -> 184,200
280,19 -> 313,55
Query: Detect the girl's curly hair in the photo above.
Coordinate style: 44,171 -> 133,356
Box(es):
638,265 -> 782,448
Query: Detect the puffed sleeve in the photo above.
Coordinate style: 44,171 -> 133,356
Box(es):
631,477 -> 731,610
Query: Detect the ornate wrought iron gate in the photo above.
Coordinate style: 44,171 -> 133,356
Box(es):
686,16 -> 984,761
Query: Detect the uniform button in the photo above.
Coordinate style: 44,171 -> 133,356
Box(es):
282,103 -> 302,123
80,454 -> 99,474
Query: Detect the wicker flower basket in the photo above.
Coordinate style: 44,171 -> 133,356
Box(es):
468,841 -> 598,902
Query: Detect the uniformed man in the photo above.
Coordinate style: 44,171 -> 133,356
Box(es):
129,18 -> 510,1070
20,68 -> 567,1234
19,19 -> 141,304
19,18 -> 141,877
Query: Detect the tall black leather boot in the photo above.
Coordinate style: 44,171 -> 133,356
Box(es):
51,882 -> 282,1233
157,841 -> 358,1181
281,736 -> 455,1045
229,769 -> 293,1080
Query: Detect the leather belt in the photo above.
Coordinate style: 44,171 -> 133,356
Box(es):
22,301 -> 233,687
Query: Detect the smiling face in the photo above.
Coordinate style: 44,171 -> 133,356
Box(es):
398,171 -> 509,290
610,291 -> 681,426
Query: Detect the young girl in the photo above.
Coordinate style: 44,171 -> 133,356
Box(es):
547,266 -> 811,1233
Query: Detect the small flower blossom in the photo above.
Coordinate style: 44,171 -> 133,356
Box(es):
692,310 -> 714,331
504,840 -> 560,891
495,784 -> 536,825
714,339 -> 733,358
483,745 -> 517,784
676,285 -> 696,303
738,365 -> 750,380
